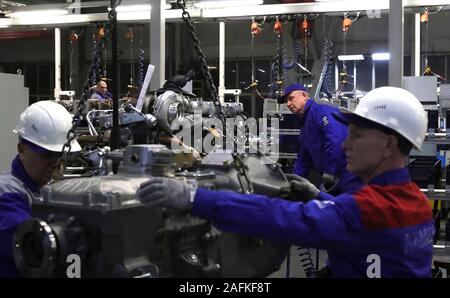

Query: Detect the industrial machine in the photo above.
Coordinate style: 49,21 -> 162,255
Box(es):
13,145 -> 290,278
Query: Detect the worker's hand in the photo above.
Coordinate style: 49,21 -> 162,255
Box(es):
285,173 -> 306,182
284,174 -> 320,202
137,177 -> 196,211
322,173 -> 339,192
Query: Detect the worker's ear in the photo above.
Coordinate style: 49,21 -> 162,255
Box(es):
382,135 -> 398,158
18,142 -> 25,155
17,142 -> 28,161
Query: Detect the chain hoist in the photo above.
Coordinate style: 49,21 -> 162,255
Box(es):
62,23 -> 111,157
337,12 -> 360,98
301,16 -> 310,70
69,29 -> 80,90
98,24 -> 108,81
283,17 -> 299,71
232,153 -> 254,194
137,25 -> 145,90
251,17 -> 261,86
247,17 -> 266,100
271,17 -> 283,99
421,8 -> 429,70
125,26 -> 135,91
177,0 -> 225,125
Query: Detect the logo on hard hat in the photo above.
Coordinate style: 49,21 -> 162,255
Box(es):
31,124 -> 39,133
373,105 -> 386,110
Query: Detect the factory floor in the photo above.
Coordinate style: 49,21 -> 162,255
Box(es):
268,244 -> 450,278
268,247 -> 328,278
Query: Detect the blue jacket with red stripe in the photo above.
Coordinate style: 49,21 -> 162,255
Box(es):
0,156 -> 39,277
192,167 -> 434,277
293,99 -> 362,194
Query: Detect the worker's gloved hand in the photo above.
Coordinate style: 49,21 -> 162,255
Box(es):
322,173 -> 339,192
284,174 -> 320,202
285,174 -> 306,182
137,177 -> 197,211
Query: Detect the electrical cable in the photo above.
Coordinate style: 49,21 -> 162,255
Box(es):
319,39 -> 335,99
271,17 -> 283,99
298,247 -> 317,278
282,17 -> 300,71
127,26 -> 135,88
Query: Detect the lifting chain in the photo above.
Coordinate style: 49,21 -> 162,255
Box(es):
137,25 -> 145,90
232,153 -> 254,194
62,23 -> 111,157
177,0 -> 225,125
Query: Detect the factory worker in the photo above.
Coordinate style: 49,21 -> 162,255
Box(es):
138,87 -> 434,277
0,101 -> 81,277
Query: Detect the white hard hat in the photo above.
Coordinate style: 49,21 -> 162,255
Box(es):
13,100 -> 81,152
335,86 -> 427,150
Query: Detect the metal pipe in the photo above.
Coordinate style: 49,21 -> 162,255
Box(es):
388,0 -> 404,87
372,60 -> 376,89
413,13 -> 421,76
110,0 -> 120,150
54,27 -> 61,102
353,61 -> 356,98
426,133 -> 450,137
219,22 -> 225,104
150,0 -> 165,90
335,62 -> 339,94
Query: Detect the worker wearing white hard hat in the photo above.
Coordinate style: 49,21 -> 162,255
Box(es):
137,86 -> 434,277
0,100 -> 81,277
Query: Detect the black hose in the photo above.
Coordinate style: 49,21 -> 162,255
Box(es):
109,1 -> 120,150
298,247 -> 317,278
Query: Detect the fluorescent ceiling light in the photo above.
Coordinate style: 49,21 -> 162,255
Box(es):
196,0 -> 263,9
109,3 -> 151,21
9,9 -> 68,18
338,54 -> 364,61
372,52 -> 390,61
109,4 -> 151,12
4,13 -> 109,26
117,11 -> 150,21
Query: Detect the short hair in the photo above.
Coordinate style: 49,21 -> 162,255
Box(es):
383,126 -> 413,155
395,132 -> 413,155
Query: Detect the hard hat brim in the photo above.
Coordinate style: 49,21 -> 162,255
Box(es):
334,108 -> 396,135
41,139 -> 82,153
334,108 -> 421,151
15,132 -> 82,153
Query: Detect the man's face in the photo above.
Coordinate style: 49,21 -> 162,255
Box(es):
97,82 -> 107,95
286,90 -> 309,115
18,143 -> 62,187
341,124 -> 390,179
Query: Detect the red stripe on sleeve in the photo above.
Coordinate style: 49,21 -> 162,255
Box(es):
353,182 -> 432,229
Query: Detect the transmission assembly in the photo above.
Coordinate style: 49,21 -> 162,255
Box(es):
13,144 -> 290,278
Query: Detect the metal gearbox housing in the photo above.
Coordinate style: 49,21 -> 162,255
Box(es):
13,145 -> 289,278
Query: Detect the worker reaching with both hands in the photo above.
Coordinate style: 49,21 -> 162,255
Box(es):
137,86 -> 434,278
